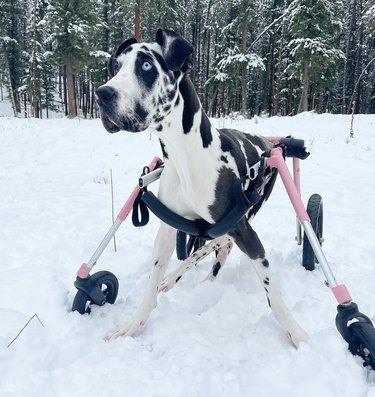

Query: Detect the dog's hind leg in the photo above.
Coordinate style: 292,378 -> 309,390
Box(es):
229,220 -> 309,348
159,236 -> 232,292
106,222 -> 176,340
204,239 -> 234,282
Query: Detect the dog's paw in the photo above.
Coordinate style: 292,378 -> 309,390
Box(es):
159,273 -> 179,292
202,271 -> 217,282
104,319 -> 145,341
287,326 -> 309,349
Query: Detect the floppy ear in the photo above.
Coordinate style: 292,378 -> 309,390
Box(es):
115,37 -> 138,57
155,29 -> 193,72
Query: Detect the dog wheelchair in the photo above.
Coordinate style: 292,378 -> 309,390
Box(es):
72,136 -> 375,370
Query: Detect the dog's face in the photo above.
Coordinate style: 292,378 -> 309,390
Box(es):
96,29 -> 193,133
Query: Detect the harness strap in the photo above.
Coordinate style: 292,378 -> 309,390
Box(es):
176,231 -> 206,260
140,191 -> 208,235
134,156 -> 267,239
205,159 -> 265,238
236,157 -> 266,212
131,189 -> 150,227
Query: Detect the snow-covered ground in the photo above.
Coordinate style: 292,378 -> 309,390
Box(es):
1,110 -> 375,396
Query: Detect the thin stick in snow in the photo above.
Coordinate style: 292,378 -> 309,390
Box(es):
349,101 -> 355,140
7,314 -> 44,348
110,169 -> 117,252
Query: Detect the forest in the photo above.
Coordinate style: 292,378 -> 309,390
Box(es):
0,0 -> 374,119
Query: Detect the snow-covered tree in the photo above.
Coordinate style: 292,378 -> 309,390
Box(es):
286,0 -> 344,112
48,0 -> 99,118
340,0 -> 375,114
1,0 -> 375,118
0,0 -> 27,115
204,0 -> 267,116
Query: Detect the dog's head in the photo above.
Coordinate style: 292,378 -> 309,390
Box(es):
96,29 -> 193,133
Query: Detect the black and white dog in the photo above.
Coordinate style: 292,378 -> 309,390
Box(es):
96,29 -> 308,347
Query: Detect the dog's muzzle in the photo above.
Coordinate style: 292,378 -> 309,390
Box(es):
96,86 -> 121,133
96,86 -> 148,134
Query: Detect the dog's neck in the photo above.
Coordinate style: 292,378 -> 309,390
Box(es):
154,76 -> 217,160
151,76 -> 220,220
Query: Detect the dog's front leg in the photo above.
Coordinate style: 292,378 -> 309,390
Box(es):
106,222 -> 176,340
229,219 -> 309,348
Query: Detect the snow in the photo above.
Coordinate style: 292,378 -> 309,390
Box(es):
1,110 -> 375,396
365,5 -> 375,19
213,71 -> 229,82
217,48 -> 265,71
287,38 -> 345,59
89,50 -> 111,59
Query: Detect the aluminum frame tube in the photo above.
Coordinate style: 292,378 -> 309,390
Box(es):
87,218 -> 123,268
301,220 -> 338,288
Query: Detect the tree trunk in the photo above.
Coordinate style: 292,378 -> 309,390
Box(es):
287,79 -> 295,115
66,57 -> 77,118
273,8 -> 286,116
134,0 -> 141,41
2,42 -> 17,117
299,58 -> 309,113
0,72 -> 3,100
354,0 -> 364,113
343,0 -> 359,113
31,0 -> 40,118
91,82 -> 95,118
63,66 -> 68,115
240,20 -> 248,116
103,0 -> 110,81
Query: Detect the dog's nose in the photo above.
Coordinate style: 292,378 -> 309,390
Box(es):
96,86 -> 116,104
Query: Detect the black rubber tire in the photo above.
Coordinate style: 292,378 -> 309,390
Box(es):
348,321 -> 375,370
72,271 -> 119,314
302,193 -> 323,271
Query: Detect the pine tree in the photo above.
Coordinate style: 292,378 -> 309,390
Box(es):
1,0 -> 375,118
286,0 -> 344,113
0,0 -> 27,115
27,0 -> 43,118
205,0 -> 266,116
48,0 -> 99,118
340,0 -> 375,114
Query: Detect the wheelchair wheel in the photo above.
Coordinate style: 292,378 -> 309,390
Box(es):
348,321 -> 375,370
302,193 -> 323,271
72,271 -> 119,314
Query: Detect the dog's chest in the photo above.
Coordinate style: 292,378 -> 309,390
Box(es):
158,157 -> 220,223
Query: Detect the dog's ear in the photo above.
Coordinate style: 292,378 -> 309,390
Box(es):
156,29 -> 193,72
108,37 -> 138,78
115,37 -> 138,57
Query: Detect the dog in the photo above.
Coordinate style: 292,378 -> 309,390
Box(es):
96,29 -> 308,347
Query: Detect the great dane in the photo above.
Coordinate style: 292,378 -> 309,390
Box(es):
95,29 -> 308,347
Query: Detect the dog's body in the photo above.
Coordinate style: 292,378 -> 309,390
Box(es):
96,29 -> 308,346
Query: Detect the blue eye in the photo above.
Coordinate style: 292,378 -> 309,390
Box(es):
142,61 -> 152,71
